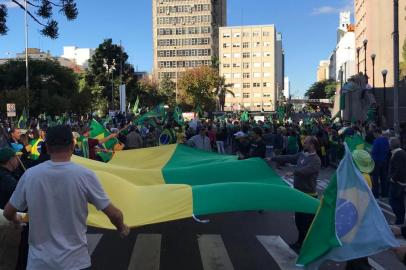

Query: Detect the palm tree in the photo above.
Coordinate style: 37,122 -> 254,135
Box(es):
214,76 -> 234,111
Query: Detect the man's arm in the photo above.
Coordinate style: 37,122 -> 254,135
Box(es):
3,202 -> 23,225
98,133 -> 118,145
102,203 -> 129,237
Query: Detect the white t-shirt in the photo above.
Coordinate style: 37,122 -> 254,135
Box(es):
10,160 -> 110,270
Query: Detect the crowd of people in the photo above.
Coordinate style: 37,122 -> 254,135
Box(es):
1,110 -> 406,269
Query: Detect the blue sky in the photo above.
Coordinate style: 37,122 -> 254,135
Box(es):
0,0 -> 353,96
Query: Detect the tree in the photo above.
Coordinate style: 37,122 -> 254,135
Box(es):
305,79 -> 337,99
177,66 -> 218,112
401,38 -> 406,79
159,74 -> 176,107
0,0 -> 78,38
85,39 -> 136,110
0,59 -> 81,115
214,76 -> 234,111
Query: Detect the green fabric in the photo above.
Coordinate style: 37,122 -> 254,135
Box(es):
297,174 -> 341,266
277,106 -> 285,121
162,145 -> 285,186
240,111 -> 249,122
90,119 -> 118,150
17,108 -> 27,129
345,135 -> 372,153
287,135 -> 299,153
192,183 -> 320,216
79,137 -> 90,159
134,104 -> 166,125
173,106 -> 184,126
132,96 -> 139,115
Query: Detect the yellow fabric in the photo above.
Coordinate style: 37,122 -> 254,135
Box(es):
87,171 -> 193,229
72,144 -> 177,186
362,173 -> 372,188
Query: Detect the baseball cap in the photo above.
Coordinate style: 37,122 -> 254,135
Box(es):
46,125 -> 74,146
0,147 -> 17,163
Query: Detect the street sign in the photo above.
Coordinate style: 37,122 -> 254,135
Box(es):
6,103 -> 16,117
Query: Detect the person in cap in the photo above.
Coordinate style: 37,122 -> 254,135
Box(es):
0,147 -> 19,209
3,125 -> 129,270
388,137 -> 406,225
352,149 -> 375,188
81,126 -> 118,160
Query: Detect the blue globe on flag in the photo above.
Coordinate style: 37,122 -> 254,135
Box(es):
335,198 -> 358,238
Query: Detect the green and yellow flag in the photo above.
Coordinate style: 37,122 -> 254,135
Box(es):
132,96 -> 139,115
73,144 -> 320,229
89,119 -> 119,162
17,108 -> 28,129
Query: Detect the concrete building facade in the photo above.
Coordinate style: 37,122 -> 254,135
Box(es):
355,0 -> 406,87
317,60 -> 330,82
152,0 -> 226,81
61,46 -> 95,69
219,25 -> 282,112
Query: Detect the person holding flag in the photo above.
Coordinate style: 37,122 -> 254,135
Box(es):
269,136 -> 321,252
80,126 -> 117,161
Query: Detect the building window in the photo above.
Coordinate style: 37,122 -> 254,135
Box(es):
263,102 -> 272,107
223,43 -> 230,48
263,93 -> 271,97
243,63 -> 250,69
253,31 -> 260,37
264,42 -> 271,47
243,93 -> 250,98
253,82 -> 261,87
223,33 -> 231,38
253,62 -> 261,68
233,53 -> 241,58
234,83 -> 241,88
243,102 -> 251,107
264,62 -> 271,67
253,73 -> 261,78
254,103 -> 261,107
263,82 -> 271,87
243,73 -> 250,78
263,31 -> 270,36
253,93 -> 261,98
253,42 -> 261,48
224,73 -> 231,78
243,52 -> 250,58
243,83 -> 250,88
233,43 -> 241,48
253,52 -> 261,58
264,52 -> 272,57
243,32 -> 250,37
233,73 -> 241,78
233,33 -> 241,38
233,63 -> 241,68
223,63 -> 230,68
235,93 -> 241,97
264,72 -> 271,77
223,53 -> 231,58
243,42 -> 249,48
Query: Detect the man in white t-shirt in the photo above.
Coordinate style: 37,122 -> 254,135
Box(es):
3,125 -> 130,270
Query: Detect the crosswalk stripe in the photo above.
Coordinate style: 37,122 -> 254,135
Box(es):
198,234 -> 234,270
86,233 -> 103,256
128,234 -> 161,270
368,258 -> 386,270
257,235 -> 301,270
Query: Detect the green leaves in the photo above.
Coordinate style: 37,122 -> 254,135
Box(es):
305,79 -> 337,99
0,4 -> 8,35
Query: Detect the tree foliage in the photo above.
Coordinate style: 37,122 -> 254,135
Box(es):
214,76 -> 234,111
0,0 -> 78,38
305,79 -> 337,99
0,59 -> 85,116
177,66 -> 219,112
85,39 -> 136,110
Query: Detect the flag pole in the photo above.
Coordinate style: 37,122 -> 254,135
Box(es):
24,0 -> 30,119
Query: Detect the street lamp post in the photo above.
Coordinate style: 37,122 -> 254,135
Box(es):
363,39 -> 368,82
371,53 -> 376,93
24,0 -> 30,119
382,69 -> 388,120
356,47 -> 361,74
393,0 -> 400,134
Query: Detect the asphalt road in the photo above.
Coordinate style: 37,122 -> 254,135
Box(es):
86,163 -> 406,270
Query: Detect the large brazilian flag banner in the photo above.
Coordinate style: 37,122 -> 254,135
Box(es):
73,145 -> 320,229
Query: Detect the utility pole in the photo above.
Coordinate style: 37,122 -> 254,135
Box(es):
24,0 -> 30,118
393,0 -> 400,134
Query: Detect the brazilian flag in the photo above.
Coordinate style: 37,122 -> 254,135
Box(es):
90,119 -> 119,162
173,106 -> 184,126
71,144 -> 320,229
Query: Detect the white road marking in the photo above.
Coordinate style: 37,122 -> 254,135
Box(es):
257,235 -> 301,270
198,234 -> 234,270
368,258 -> 386,270
128,234 -> 162,270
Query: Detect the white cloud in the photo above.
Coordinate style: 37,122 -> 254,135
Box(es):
312,0 -> 354,15
312,6 -> 339,15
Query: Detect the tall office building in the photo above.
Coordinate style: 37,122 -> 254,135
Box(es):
355,0 -> 405,87
219,25 -> 283,112
152,0 -> 226,81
